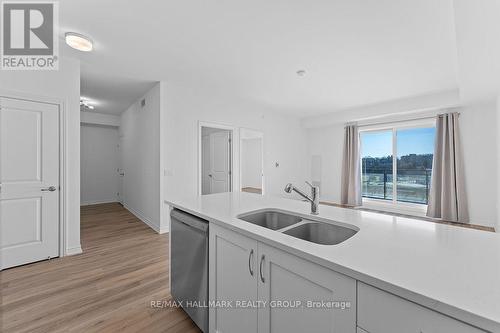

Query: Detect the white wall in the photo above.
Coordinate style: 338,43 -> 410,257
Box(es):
80,124 -> 120,205
304,101 -> 498,228
120,83 -> 162,232
0,56 -> 82,255
306,123 -> 345,204
459,101 -> 498,227
241,138 -> 263,189
162,81 -> 308,203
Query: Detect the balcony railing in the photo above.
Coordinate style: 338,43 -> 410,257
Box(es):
361,168 -> 432,205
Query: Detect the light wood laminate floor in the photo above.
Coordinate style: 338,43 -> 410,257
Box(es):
0,203 -> 201,333
241,187 -> 262,194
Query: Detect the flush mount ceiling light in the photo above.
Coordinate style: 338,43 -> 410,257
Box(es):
80,99 -> 95,111
65,32 -> 93,52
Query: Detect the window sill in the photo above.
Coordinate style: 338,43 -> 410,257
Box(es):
320,201 -> 496,233
360,198 -> 428,218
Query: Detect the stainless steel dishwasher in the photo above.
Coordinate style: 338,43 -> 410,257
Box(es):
170,209 -> 209,333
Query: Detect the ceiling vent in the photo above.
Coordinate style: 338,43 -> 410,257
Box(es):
141,98 -> 146,108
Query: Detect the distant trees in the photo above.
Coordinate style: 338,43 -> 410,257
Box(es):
398,153 -> 433,170
362,154 -> 433,171
362,155 -> 393,171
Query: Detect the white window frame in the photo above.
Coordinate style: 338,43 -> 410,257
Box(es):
358,118 -> 436,216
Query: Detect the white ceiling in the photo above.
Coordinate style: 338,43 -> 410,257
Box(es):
60,0 -> 491,116
79,66 -> 156,115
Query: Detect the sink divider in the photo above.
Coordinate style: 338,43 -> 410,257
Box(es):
275,220 -> 312,233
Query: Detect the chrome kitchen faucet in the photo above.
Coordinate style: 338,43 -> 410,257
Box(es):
284,181 -> 320,215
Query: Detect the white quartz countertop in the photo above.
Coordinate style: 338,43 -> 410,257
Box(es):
165,192 -> 500,332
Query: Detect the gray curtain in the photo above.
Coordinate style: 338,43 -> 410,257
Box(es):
341,125 -> 362,206
427,112 -> 469,222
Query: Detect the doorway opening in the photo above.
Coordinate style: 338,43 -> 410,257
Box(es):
240,128 -> 264,195
200,125 -> 233,195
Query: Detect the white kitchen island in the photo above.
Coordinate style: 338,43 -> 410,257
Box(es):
166,192 -> 500,333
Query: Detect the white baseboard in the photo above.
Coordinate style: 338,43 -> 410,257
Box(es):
123,203 -> 161,234
159,203 -> 171,234
80,200 -> 118,206
66,245 -> 83,256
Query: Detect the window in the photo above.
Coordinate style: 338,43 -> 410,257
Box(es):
360,121 -> 436,209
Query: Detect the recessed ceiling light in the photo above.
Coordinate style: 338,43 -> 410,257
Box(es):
65,32 -> 93,52
296,70 -> 306,77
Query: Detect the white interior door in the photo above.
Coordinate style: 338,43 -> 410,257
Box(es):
209,131 -> 231,193
201,134 -> 211,195
0,97 -> 60,270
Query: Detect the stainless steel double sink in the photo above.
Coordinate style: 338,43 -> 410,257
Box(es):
238,209 -> 358,245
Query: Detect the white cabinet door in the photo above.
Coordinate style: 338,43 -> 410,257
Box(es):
357,282 -> 485,333
209,224 -> 258,333
0,97 -> 60,269
257,243 -> 356,333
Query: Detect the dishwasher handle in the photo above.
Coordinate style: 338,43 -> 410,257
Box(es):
171,209 -> 208,233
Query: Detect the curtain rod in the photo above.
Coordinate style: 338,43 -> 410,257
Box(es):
355,112 -> 460,129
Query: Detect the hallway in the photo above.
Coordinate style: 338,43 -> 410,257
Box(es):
0,203 -> 200,333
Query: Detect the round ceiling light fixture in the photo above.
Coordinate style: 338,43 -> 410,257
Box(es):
65,32 -> 93,52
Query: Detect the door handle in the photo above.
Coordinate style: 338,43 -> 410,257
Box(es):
259,254 -> 265,283
41,186 -> 57,192
248,249 -> 254,276
208,174 -> 213,178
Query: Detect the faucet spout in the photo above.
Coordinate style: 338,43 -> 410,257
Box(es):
284,182 -> 320,215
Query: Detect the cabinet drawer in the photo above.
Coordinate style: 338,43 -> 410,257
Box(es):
357,282 -> 484,333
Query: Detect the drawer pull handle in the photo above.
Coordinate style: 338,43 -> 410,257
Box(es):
259,255 -> 265,283
248,249 -> 254,276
